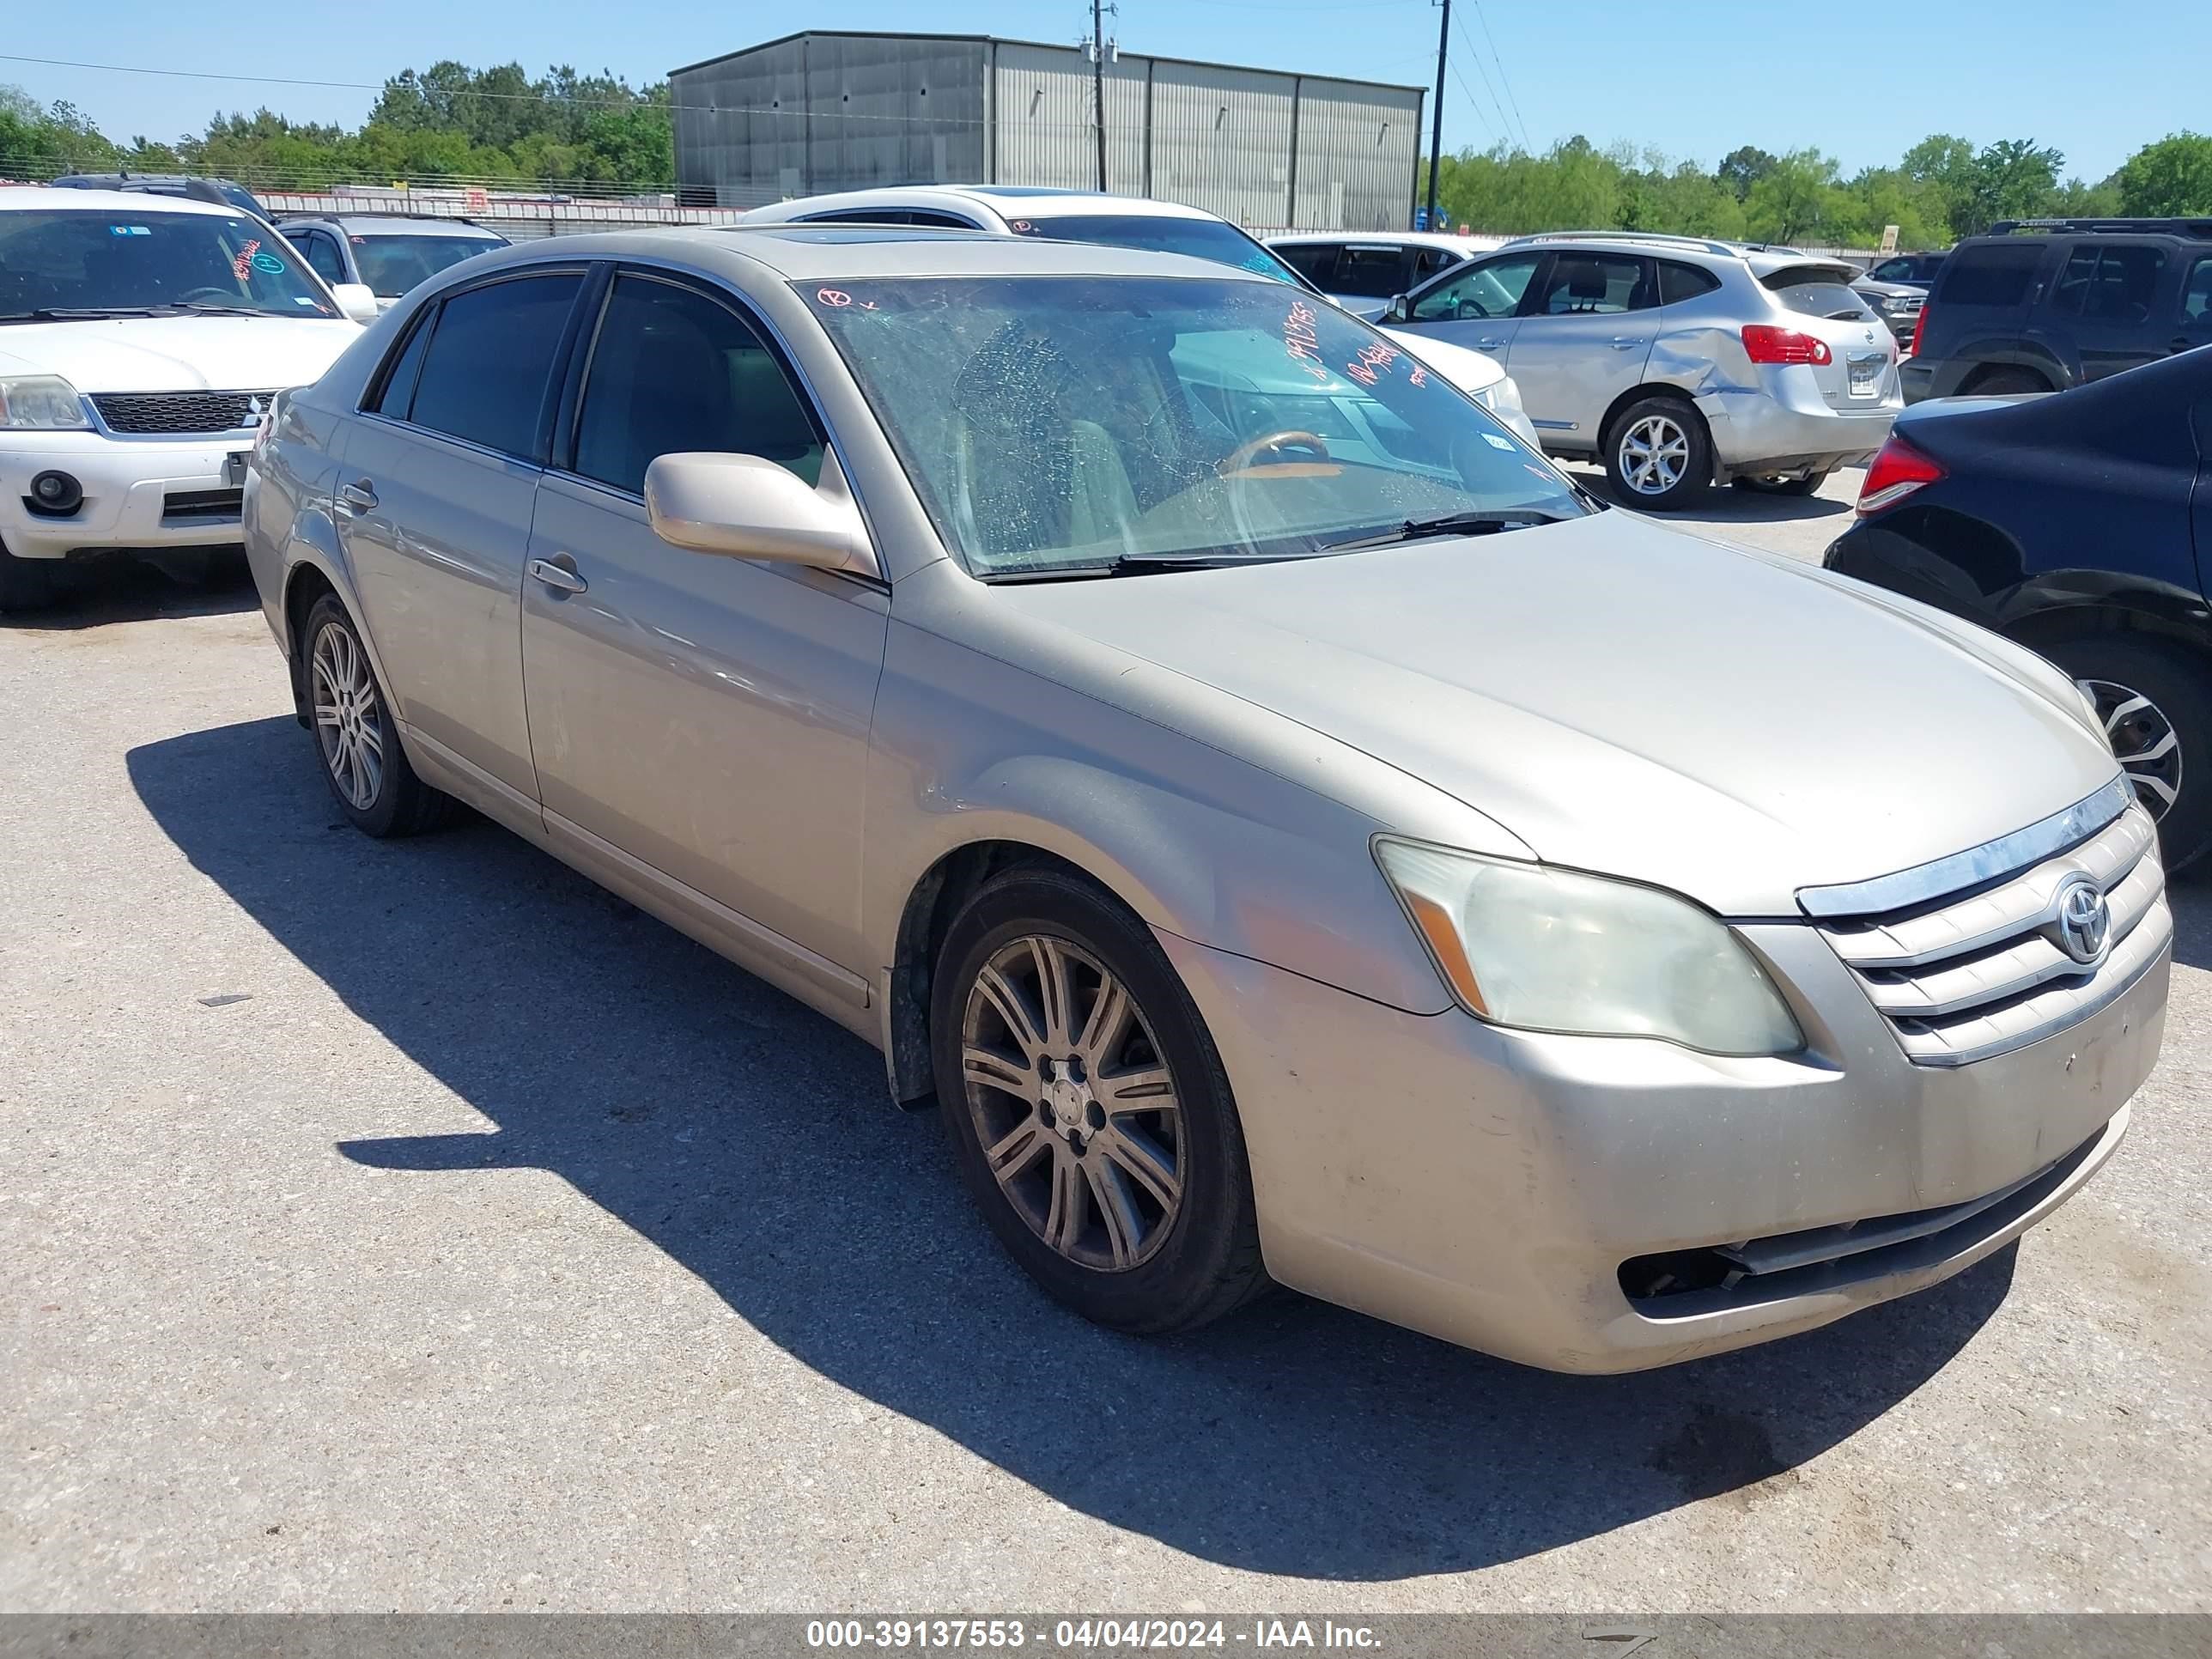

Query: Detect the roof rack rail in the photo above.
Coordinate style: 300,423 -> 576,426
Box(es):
278,209 -> 486,228
1987,216 -> 2212,238
1498,229 -> 1737,257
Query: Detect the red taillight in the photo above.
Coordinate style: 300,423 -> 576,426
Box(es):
1856,434 -> 1946,515
1908,303 -> 1928,358
1741,324 -> 1832,366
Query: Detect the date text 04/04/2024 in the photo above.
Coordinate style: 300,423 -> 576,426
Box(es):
803,1620 -> 1382,1650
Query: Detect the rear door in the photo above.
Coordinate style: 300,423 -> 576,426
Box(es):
337,268 -> 586,804
1500,252 -> 1656,446
2045,240 -> 2172,381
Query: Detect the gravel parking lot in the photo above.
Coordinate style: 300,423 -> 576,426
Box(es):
5,467 -> 2209,1613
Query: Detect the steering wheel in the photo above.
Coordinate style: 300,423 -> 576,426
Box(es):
1453,298 -> 1491,321
175,287 -> 240,306
1217,430 -> 1331,476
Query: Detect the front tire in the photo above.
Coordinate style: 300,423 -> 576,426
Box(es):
2046,635 -> 2212,872
0,544 -> 59,616
930,866 -> 1267,1334
1604,396 -> 1711,509
302,593 -> 453,838
1735,469 -> 1831,497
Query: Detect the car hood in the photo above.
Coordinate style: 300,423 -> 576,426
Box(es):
1000,511 -> 2118,915
0,315 -> 362,394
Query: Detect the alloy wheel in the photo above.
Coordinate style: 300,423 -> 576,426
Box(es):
311,621 -> 386,811
959,934 -> 1185,1273
2080,678 -> 2182,819
1618,414 -> 1690,496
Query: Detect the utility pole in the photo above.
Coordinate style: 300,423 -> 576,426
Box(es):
1425,0 -> 1450,229
1091,0 -> 1113,191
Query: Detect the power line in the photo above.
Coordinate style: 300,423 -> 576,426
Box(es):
1448,18 -> 1507,150
1463,0 -> 1532,150
1447,61 -> 1497,147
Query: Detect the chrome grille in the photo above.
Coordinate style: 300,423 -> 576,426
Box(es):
92,390 -> 275,434
1808,792 -> 2171,1067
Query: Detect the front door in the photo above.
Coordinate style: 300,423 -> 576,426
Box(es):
1499,252 -> 1657,447
337,269 -> 585,802
1397,251 -> 1543,362
519,268 -> 890,982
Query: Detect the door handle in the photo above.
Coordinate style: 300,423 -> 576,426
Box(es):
337,479 -> 377,511
527,556 -> 587,595
1474,336 -> 1506,349
1609,337 -> 1647,350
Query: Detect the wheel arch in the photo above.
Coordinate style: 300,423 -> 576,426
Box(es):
1598,380 -> 1708,457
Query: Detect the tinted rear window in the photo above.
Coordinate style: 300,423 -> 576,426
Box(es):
1762,275 -> 1872,319
1328,246 -> 1417,298
1658,261 -> 1722,305
405,273 -> 580,458
1938,243 -> 2047,308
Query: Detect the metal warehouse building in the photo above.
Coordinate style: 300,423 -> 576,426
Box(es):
671,31 -> 1425,233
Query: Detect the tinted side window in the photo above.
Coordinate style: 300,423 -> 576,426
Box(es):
2185,257 -> 2212,323
1332,246 -> 1416,299
1657,260 -> 1722,305
1938,242 -> 2045,307
1534,254 -> 1650,314
296,230 -> 344,284
1414,246 -> 1460,278
1871,258 -> 1915,282
371,306 -> 436,417
1411,252 -> 1540,322
573,274 -> 823,497
1271,244 -> 1337,283
405,274 -> 581,459
905,211 -> 980,230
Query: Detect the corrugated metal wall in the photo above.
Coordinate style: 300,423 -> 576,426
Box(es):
673,36 -> 987,206
673,33 -> 1420,230
1291,77 -> 1424,232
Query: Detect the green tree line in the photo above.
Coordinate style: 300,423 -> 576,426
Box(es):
0,63 -> 675,191
6,64 -> 2210,234
1430,131 -> 2212,249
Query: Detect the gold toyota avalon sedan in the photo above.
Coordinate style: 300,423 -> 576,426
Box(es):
242,226 -> 2169,1372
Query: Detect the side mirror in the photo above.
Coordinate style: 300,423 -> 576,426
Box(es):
331,283 -> 380,325
645,450 -> 879,579
1385,293 -> 1413,324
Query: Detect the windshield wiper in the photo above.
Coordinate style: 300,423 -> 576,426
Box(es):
978,551 -> 1303,583
1318,508 -> 1571,552
0,306 -> 173,322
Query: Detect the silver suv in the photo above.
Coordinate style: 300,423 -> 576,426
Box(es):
278,214 -> 508,313
1384,232 -> 1902,507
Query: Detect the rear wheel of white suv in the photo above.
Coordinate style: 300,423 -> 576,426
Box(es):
1604,396 -> 1711,510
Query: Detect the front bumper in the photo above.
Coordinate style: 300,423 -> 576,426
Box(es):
0,429 -> 253,560
1159,914 -> 2166,1373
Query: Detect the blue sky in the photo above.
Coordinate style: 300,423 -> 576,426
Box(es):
3,0 -> 2197,182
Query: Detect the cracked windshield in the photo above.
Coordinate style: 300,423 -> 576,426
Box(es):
805,275 -> 1585,576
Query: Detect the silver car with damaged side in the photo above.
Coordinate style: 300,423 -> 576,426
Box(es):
1383,230 -> 1903,507
244,227 -> 2167,1372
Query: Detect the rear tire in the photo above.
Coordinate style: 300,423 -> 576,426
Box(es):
2045,634 -> 2212,873
1603,396 -> 1711,510
1965,367 -> 2051,396
929,865 -> 1268,1335
1735,469 -> 1831,497
0,544 -> 59,616
301,593 -> 454,838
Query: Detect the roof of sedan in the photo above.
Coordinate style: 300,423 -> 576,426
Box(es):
0,185 -> 236,217
464,222 -> 1277,283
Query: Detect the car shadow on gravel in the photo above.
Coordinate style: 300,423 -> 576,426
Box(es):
130,714 -> 2018,1582
2,560 -> 258,631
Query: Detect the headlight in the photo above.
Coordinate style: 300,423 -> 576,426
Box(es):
0,374 -> 91,429
1375,840 -> 1804,1055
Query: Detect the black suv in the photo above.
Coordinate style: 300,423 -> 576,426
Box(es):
1866,250 -> 1948,289
1901,217 -> 2212,402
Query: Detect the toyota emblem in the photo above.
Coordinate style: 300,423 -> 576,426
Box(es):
2052,874 -> 2112,965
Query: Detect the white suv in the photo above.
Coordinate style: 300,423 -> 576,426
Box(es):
0,188 -> 377,611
